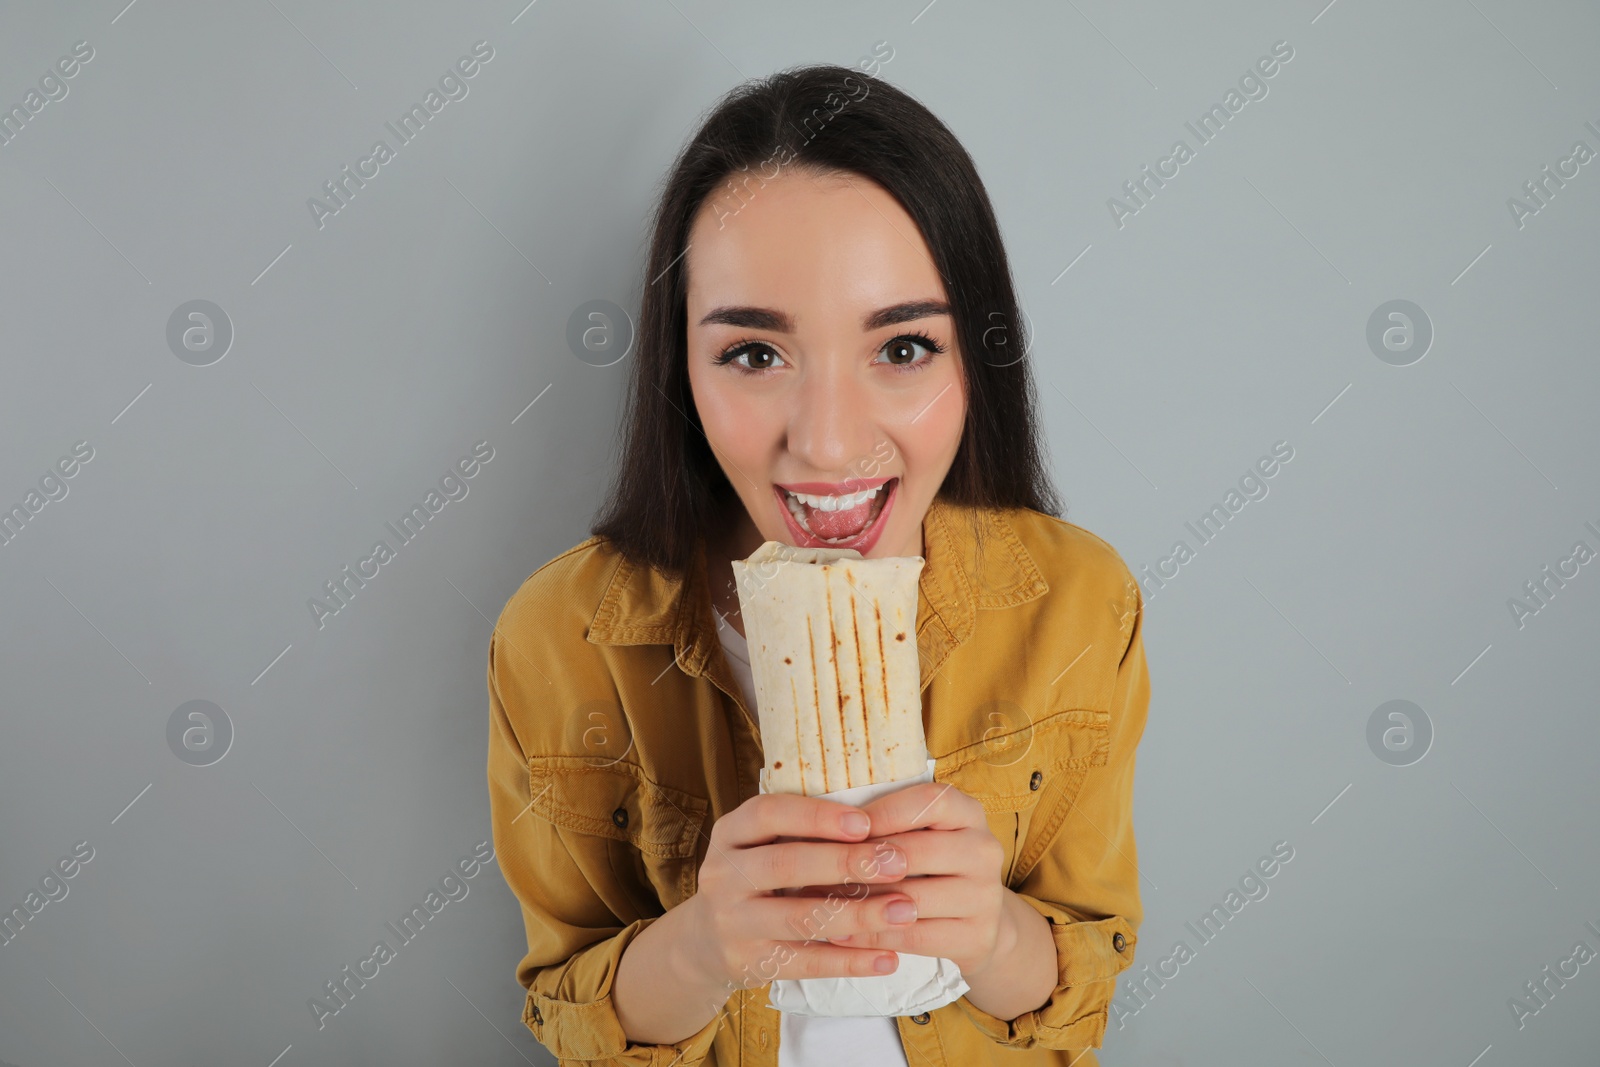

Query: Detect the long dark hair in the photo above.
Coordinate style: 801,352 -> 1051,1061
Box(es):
590,62 -> 1064,577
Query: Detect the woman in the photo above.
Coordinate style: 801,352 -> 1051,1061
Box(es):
486,64 -> 1149,1066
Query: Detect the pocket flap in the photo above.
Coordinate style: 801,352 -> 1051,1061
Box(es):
935,707 -> 1110,813
526,756 -> 708,860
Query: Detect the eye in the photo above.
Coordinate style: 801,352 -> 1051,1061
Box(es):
712,339 -> 787,374
874,332 -> 945,373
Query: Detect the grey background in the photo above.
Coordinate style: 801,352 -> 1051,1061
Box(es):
1,0 -> 1596,1064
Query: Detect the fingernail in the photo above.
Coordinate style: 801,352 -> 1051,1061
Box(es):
841,811 -> 870,836
880,848 -> 905,875
886,899 -> 917,924
874,954 -> 897,974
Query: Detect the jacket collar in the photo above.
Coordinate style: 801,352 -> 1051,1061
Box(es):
586,497 -> 1050,693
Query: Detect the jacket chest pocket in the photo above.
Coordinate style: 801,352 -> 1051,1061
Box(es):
526,756 -> 710,912
936,707 -> 1110,889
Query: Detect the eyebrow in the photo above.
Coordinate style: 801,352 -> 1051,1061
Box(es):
696,299 -> 951,333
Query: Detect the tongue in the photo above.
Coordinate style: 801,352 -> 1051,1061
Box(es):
805,495 -> 876,540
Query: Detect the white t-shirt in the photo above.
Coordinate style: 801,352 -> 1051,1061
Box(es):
712,606 -> 912,1067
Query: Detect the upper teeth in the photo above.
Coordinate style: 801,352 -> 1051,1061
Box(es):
785,485 -> 883,511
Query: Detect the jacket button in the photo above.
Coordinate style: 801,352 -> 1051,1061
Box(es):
1113,932 -> 1126,952
1029,770 -> 1043,791
530,1003 -> 543,1025
910,1011 -> 931,1024
612,806 -> 629,829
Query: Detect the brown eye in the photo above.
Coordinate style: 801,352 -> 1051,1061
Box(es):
713,341 -> 787,373
884,340 -> 917,365
874,332 -> 944,372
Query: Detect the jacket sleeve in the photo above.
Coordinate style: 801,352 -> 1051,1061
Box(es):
487,623 -> 723,1066
957,578 -> 1148,1049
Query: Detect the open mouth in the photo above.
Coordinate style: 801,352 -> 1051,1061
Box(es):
773,477 -> 899,552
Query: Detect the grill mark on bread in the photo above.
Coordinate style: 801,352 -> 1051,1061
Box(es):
875,601 -> 888,776
851,589 -> 872,786
807,620 -> 827,793
825,575 -> 848,792
789,676 -> 803,794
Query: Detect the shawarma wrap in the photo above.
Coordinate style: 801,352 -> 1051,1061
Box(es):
731,541 -> 926,796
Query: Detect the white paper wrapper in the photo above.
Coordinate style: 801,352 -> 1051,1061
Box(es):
757,757 -> 971,1017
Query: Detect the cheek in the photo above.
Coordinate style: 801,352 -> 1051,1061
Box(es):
902,388 -> 965,467
686,360 -> 736,439
695,382 -> 763,451
688,368 -> 782,468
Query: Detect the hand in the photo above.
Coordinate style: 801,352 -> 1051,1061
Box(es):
814,780 -> 1012,978
682,792 -> 925,991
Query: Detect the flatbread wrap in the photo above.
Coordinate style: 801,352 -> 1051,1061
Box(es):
731,540 -> 927,795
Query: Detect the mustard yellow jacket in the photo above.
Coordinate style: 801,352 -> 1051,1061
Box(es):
486,497 -> 1149,1066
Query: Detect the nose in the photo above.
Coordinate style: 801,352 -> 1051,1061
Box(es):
785,358 -> 877,475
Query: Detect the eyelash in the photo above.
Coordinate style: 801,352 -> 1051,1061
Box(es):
711,332 -> 946,376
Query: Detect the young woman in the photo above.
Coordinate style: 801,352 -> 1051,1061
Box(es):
487,65 -> 1150,1066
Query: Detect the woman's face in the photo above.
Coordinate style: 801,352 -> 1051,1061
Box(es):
684,168 -> 967,561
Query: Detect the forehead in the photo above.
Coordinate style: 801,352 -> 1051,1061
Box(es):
684,169 -> 945,323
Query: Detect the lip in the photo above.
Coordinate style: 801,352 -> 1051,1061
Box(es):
774,475 -> 894,496
773,477 -> 899,554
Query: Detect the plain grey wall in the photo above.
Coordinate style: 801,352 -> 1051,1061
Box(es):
2,1 -> 1597,1064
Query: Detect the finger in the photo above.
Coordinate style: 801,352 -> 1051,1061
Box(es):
784,880 -> 902,900
767,942 -> 902,982
719,793 -> 874,850
735,889 -> 922,943
743,837 -> 909,893
827,917 -> 969,954
869,827 -> 1001,878
816,874 -> 968,925
858,781 -> 984,837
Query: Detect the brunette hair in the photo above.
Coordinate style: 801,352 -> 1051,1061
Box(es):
590,62 -> 1064,576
